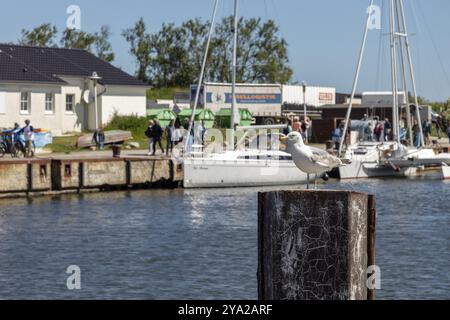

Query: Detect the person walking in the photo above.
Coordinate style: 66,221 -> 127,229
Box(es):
145,120 -> 154,156
282,119 -> 293,136
374,122 -> 383,142
435,116 -> 442,139
92,128 -> 105,150
292,117 -> 301,134
151,120 -> 165,155
20,119 -> 35,158
198,120 -> 207,146
304,117 -> 312,143
384,118 -> 392,141
412,120 -> 421,147
422,119 -> 431,145
365,123 -> 374,142
165,120 -> 175,156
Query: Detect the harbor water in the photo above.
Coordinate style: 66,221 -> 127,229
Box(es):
0,179 -> 448,299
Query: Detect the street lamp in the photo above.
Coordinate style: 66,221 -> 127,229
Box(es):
89,72 -> 102,130
302,81 -> 308,143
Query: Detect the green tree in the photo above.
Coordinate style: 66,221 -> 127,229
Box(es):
94,25 -> 115,62
61,29 -> 97,51
19,23 -> 58,47
122,16 -> 293,87
209,17 -> 292,84
122,18 -> 152,82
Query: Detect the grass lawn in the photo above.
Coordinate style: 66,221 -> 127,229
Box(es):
44,134 -> 164,154
44,135 -> 81,154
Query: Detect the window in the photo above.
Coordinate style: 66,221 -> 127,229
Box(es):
66,94 -> 75,113
20,92 -> 30,114
45,93 -> 54,114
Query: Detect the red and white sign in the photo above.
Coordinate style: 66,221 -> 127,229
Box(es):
319,92 -> 334,102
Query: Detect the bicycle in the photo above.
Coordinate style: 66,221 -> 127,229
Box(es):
14,138 -> 36,158
0,133 -> 16,158
0,140 -> 6,158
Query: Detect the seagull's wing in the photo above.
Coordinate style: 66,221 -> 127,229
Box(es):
309,147 -> 343,168
310,146 -> 330,157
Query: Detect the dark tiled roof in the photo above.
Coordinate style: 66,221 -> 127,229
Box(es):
0,44 -> 148,86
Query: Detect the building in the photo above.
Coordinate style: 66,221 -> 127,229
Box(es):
0,44 -> 149,135
282,85 -> 336,107
311,92 -> 409,143
190,82 -> 336,125
335,93 -> 362,105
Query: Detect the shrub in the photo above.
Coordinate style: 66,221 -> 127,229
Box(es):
104,113 -> 148,141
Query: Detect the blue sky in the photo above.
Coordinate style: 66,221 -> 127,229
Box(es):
0,0 -> 449,101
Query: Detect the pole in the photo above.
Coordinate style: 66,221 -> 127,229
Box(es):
389,0 -> 400,144
395,0 -> 413,146
399,0 -> 424,147
231,0 -> 239,131
302,81 -> 308,143
367,195 -> 377,301
94,80 -> 98,130
258,190 -> 375,300
338,0 -> 375,156
184,0 -> 219,154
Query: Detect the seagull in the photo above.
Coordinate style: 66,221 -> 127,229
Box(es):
281,132 -> 348,189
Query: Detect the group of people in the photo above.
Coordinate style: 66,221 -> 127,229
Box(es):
145,117 -> 208,156
354,113 -> 450,147
284,116 -> 312,142
434,113 -> 450,143
1,120 -> 35,157
363,118 -> 392,143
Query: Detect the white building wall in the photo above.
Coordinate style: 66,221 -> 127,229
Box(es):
0,79 -> 148,134
0,82 -> 83,135
282,85 -> 336,107
98,85 -> 147,128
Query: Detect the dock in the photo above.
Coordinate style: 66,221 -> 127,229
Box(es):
0,151 -> 183,198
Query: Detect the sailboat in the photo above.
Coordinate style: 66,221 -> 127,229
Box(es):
338,0 -> 450,179
182,0 -> 309,188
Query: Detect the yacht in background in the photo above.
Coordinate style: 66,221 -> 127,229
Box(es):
338,0 -> 450,179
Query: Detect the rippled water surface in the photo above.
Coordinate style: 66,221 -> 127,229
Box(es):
0,179 -> 449,299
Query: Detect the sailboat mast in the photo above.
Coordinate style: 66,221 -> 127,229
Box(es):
231,0 -> 239,130
184,0 -> 219,154
338,0 -> 375,156
389,0 -> 400,144
398,0 -> 424,147
395,0 -> 413,146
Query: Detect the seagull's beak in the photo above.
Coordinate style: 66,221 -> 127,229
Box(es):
279,136 -> 288,142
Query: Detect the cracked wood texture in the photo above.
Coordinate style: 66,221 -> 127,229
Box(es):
258,190 -> 373,300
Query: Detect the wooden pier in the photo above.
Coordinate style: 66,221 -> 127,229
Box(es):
0,154 -> 183,198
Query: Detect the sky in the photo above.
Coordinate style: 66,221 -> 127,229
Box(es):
0,0 -> 449,101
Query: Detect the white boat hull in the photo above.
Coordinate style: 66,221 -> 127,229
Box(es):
442,166 -> 450,180
183,158 -> 309,188
339,159 -> 404,179
339,141 -> 450,179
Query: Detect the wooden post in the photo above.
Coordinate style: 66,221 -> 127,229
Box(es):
367,195 -> 377,300
258,190 -> 376,300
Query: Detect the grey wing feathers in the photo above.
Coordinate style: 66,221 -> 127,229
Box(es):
310,147 -> 343,168
310,147 -> 330,157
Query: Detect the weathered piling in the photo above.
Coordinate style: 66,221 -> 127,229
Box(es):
258,190 -> 376,300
